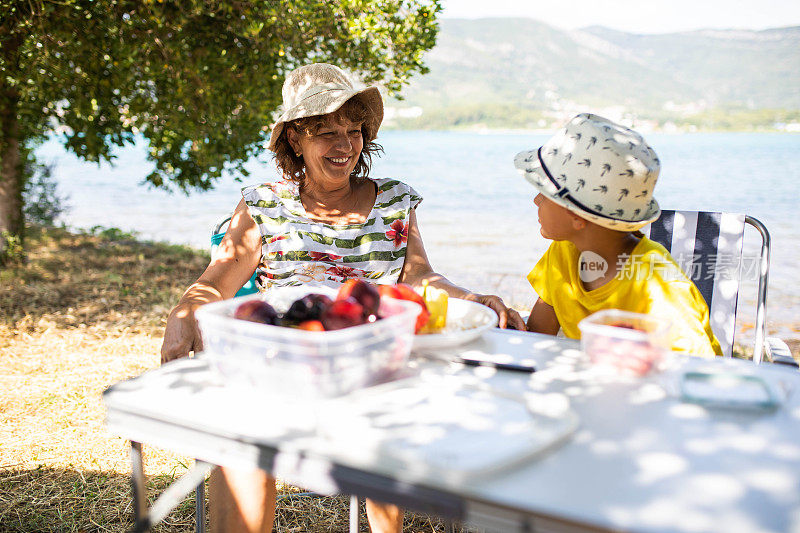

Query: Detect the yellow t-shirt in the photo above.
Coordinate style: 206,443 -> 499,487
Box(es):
528,236 -> 722,357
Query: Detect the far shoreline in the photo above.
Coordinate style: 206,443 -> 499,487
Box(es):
382,125 -> 800,136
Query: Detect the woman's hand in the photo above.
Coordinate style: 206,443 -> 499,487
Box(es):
161,303 -> 204,363
464,293 -> 527,330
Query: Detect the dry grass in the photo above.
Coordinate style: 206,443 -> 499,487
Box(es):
0,226 -> 457,532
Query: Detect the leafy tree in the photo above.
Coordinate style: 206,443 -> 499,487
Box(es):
0,0 -> 441,260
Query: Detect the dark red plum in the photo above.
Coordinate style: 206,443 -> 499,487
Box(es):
233,300 -> 280,325
284,293 -> 334,324
320,297 -> 366,330
337,279 -> 380,318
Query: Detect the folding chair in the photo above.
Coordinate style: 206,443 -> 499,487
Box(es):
642,209 -> 795,367
210,216 -> 259,297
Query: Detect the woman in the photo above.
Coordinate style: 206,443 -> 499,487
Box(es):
161,63 -> 525,533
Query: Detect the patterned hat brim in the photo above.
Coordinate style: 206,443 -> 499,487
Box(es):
268,86 -> 383,152
515,149 -> 661,232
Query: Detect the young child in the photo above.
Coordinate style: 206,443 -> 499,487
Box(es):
515,113 -> 722,357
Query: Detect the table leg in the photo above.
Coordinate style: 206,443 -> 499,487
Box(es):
195,479 -> 205,533
349,495 -> 358,533
128,440 -> 213,533
130,441 -> 150,532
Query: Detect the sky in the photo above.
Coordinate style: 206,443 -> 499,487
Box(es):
440,0 -> 800,34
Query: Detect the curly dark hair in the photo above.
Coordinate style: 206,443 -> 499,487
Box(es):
272,97 -> 384,184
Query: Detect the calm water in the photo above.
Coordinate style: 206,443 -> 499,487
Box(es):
36,131 -> 800,341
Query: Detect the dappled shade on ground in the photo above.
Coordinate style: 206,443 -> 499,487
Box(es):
1,226 -> 205,331
0,226 -> 463,531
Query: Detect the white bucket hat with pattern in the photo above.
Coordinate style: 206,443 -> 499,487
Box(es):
514,113 -> 661,231
268,63 -> 383,152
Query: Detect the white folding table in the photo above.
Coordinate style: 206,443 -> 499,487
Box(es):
103,330 -> 800,533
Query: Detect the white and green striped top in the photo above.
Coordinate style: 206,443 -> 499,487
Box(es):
242,178 -> 422,290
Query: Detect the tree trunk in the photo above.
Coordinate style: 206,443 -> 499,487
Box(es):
0,33 -> 24,261
0,94 -> 23,234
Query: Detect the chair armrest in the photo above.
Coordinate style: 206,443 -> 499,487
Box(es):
765,337 -> 798,369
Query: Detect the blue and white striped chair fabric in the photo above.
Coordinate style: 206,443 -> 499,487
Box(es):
641,210 -> 744,357
642,209 -> 795,366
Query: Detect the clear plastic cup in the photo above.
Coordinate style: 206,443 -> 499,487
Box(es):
578,309 -> 672,376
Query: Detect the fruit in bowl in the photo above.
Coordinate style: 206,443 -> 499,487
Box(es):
338,279 -> 381,319
419,280 -> 448,334
283,293 -> 333,324
199,284 -> 425,397
233,300 -> 280,325
231,281 -> 429,333
377,283 -> 430,333
320,297 -> 367,330
297,320 -> 325,331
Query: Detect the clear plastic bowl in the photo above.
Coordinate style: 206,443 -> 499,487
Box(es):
578,309 -> 672,376
195,286 -> 420,397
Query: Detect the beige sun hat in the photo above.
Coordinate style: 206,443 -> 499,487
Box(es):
267,63 -> 384,152
514,113 -> 661,231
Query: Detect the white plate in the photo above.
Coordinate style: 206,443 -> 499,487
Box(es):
412,298 -> 498,350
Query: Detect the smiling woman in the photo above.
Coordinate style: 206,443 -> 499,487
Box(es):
286,109 -> 374,225
159,62 -> 525,533
275,97 -> 381,187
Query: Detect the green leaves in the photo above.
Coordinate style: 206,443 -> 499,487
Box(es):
1,0 -> 442,206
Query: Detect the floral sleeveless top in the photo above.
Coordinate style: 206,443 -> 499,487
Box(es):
242,178 -> 422,290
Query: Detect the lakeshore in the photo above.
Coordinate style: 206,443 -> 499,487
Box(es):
37,130 -> 800,347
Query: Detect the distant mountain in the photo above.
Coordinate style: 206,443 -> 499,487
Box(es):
387,19 -> 800,128
580,25 -> 800,108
